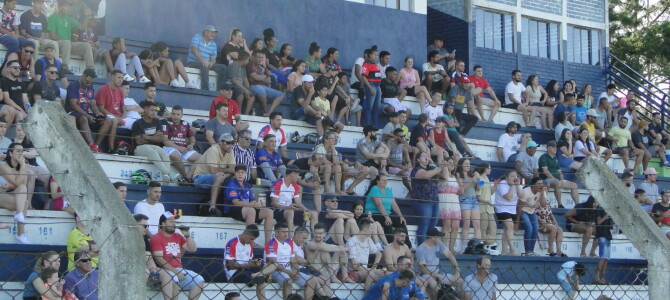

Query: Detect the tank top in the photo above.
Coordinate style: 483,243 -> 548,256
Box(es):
399,68 -> 416,89
526,85 -> 542,104
432,128 -> 448,150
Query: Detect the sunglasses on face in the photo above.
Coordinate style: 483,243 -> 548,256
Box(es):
78,259 -> 92,263
24,50 -> 34,54
47,71 -> 58,74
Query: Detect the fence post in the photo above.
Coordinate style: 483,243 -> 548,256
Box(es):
25,102 -> 146,299
576,157 -> 670,299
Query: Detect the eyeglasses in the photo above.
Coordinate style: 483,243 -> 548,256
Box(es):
23,50 -> 34,54
78,259 -> 92,263
224,141 -> 235,145
47,71 -> 58,74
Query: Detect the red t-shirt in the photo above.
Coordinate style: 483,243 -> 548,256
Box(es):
470,76 -> 490,97
208,96 -> 240,122
165,120 -> 194,147
94,84 -> 123,117
150,232 -> 186,268
361,61 -> 382,83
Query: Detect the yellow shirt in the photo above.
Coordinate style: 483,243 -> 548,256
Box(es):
312,96 -> 330,114
193,144 -> 236,176
608,126 -> 631,149
476,177 -> 495,214
66,228 -> 99,271
584,122 -> 596,141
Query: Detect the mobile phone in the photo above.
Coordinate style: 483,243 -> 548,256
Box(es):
178,226 -> 190,231
451,49 -> 457,54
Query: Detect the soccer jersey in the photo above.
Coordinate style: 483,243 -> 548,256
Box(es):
257,125 -> 287,150
256,148 -> 283,180
224,236 -> 254,278
223,180 -> 254,213
270,179 -> 300,207
265,237 -> 295,269
164,120 -> 194,147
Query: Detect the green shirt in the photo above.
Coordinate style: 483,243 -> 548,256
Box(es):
365,186 -> 394,215
538,153 -> 560,180
47,13 -> 80,41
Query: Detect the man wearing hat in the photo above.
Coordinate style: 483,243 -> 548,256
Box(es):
515,140 -> 540,182
209,82 -> 249,131
151,211 -> 204,299
291,73 -> 316,120
186,25 -> 227,90
448,75 -> 478,135
193,132 -> 237,215
20,0 -> 58,60
640,167 -> 661,202
66,68 -> 114,153
632,119 -> 670,169
415,227 -> 464,298
497,121 -> 531,162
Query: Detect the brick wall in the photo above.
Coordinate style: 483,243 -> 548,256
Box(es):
567,62 -> 608,96
427,0 -> 465,20
519,55 -> 564,84
567,0 -> 606,23
427,7 -> 470,66
521,0 -> 562,16
471,47 -> 518,98
486,0 -> 517,6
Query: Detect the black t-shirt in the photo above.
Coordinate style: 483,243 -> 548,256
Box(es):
291,86 -> 308,112
32,80 -> 61,102
595,207 -> 612,240
652,202 -> 670,218
19,10 -> 48,38
557,140 -> 569,154
409,124 -> 426,147
315,75 -> 335,93
263,48 -> 281,69
380,79 -> 398,98
631,130 -> 645,149
220,43 -> 243,65
131,117 -> 163,146
568,202 -> 595,224
143,235 -> 151,252
293,157 -> 310,170
1,77 -> 26,108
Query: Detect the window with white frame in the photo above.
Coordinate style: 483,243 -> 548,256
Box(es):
567,26 -> 601,65
366,0 -> 411,11
474,8 -> 514,53
521,17 -> 560,60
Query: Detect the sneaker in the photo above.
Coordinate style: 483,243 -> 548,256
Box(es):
170,173 -> 183,182
169,79 -> 181,88
13,212 -> 26,223
664,161 -> 670,167
122,73 -> 135,82
16,234 -> 31,244
138,76 -> 151,83
89,143 -> 102,153
186,80 -> 198,89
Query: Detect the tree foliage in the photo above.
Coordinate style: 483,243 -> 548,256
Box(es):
609,0 -> 670,87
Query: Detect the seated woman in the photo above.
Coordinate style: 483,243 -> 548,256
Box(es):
139,41 -> 196,88
351,200 -> 388,248
304,42 -> 323,77
255,134 -> 286,185
557,128 -> 583,170
574,126 -> 610,162
443,104 -> 478,159
102,37 -> 151,83
398,56 -> 430,109
525,75 -> 553,130
220,28 -> 252,65
536,193 -> 566,257
0,143 -> 31,244
313,131 -> 347,195
13,124 -> 50,192
543,80 -> 560,108
319,47 -> 342,74
22,251 -> 61,300
565,196 -> 599,257
278,43 -> 296,70
364,175 -> 411,249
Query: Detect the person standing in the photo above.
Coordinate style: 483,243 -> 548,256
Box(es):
515,177 -> 545,256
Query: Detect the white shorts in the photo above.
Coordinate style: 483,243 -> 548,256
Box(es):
164,147 -> 198,160
383,98 -> 408,112
271,270 -> 310,286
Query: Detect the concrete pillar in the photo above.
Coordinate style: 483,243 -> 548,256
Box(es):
25,102 -> 146,300
576,156 -> 670,300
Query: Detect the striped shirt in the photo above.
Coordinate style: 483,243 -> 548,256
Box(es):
233,144 -> 256,182
187,34 -> 218,64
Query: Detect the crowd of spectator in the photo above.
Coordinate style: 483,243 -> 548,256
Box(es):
2,1 -> 669,299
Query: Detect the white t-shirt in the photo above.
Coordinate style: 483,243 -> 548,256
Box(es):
613,110 -> 634,130
574,140 -> 595,158
494,180 -> 518,214
133,199 -> 165,235
505,81 -> 526,105
349,57 -> 365,85
497,133 -> 522,161
347,236 -> 378,265
599,92 -> 616,104
265,237 -> 295,269
124,97 -> 142,120
554,122 -> 575,141
224,236 -> 253,278
422,62 -> 445,82
422,103 -> 442,125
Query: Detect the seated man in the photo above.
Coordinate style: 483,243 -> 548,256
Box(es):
347,219 -> 385,290
422,91 -> 443,127
47,0 -> 94,71
120,80 -> 142,130
270,165 -> 316,232
470,65 -> 500,123
649,112 -> 670,148
257,112 -> 290,162
357,125 -> 390,177
386,128 -> 412,191
34,43 -> 68,87
32,63 -> 63,104
633,120 -> 670,168
132,181 -> 166,236
20,0 -> 57,60
410,113 -> 448,164
0,59 -> 29,125
387,255 -> 431,300
232,129 -> 258,184
226,51 -> 255,115
291,74 -> 318,121
284,153 -> 324,212
1,41 -> 36,80
163,105 -> 201,182
539,141 -> 581,208
256,134 -> 286,184
319,197 -> 359,246
185,25 -> 227,90
192,133 -> 236,216
247,51 -> 284,116
95,70 -> 124,151
422,50 -> 449,94
651,190 -> 670,239
305,223 -> 351,284
291,226 -> 341,300
448,76 -> 479,135
131,101 -> 172,183
504,70 -> 532,127
151,212 -> 204,300
134,213 -> 177,298
208,82 -> 249,131
416,228 -> 464,298
609,117 -> 644,173
634,188 -> 655,212
65,68 -> 112,153
497,121 -> 531,163
63,250 -> 98,300
515,141 -> 539,182
205,102 -> 237,146
380,67 -> 410,116
142,83 -> 167,117
224,165 -> 273,243
363,270 -> 416,300
0,0 -> 28,56
224,224 -> 266,299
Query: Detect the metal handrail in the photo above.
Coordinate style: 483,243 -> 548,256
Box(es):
609,54 -> 670,100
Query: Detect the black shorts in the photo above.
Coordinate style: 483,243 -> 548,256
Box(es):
228,268 -> 262,283
496,212 -> 516,222
300,267 -> 322,277
362,159 -> 380,169
274,208 -> 308,225
404,86 -> 416,97
68,112 -> 105,129
503,103 -> 519,109
228,206 -> 263,224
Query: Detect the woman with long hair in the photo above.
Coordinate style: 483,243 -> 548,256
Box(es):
536,193 -> 565,257
544,80 -> 560,107
220,28 -> 251,65
320,47 -> 342,74
304,42 -> 322,77
515,177 -> 544,256
557,128 -> 583,170
102,37 -> 150,83
13,124 -> 50,208
475,163 -> 498,246
565,196 -> 599,257
350,200 -> 387,246
249,38 -> 264,55
558,81 -> 574,104
410,151 -> 444,245
22,251 -> 61,300
437,157 -> 461,253
581,83 -> 594,109
455,158 -> 482,250
286,59 -> 307,104
313,131 -> 346,195
0,143 -> 30,244
525,75 -> 553,129
575,126 -> 601,162
364,174 -> 410,249
278,43 -> 296,69
398,56 -> 430,109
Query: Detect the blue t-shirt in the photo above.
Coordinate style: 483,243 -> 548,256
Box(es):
553,103 -> 572,126
255,148 -> 283,180
223,179 -> 255,213
363,275 -> 414,300
65,80 -> 95,113
365,186 -> 394,215
187,34 -> 218,64
572,105 -> 587,124
387,271 -> 427,299
23,271 -> 39,297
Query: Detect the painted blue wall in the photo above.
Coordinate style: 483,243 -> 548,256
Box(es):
104,0 -> 426,71
426,7 -> 469,67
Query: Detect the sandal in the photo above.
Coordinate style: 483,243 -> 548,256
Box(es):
548,252 -> 557,257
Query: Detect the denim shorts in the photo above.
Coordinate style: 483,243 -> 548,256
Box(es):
168,268 -> 204,290
459,195 -> 480,210
598,237 -> 611,259
250,85 -> 283,99
194,174 -> 216,189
